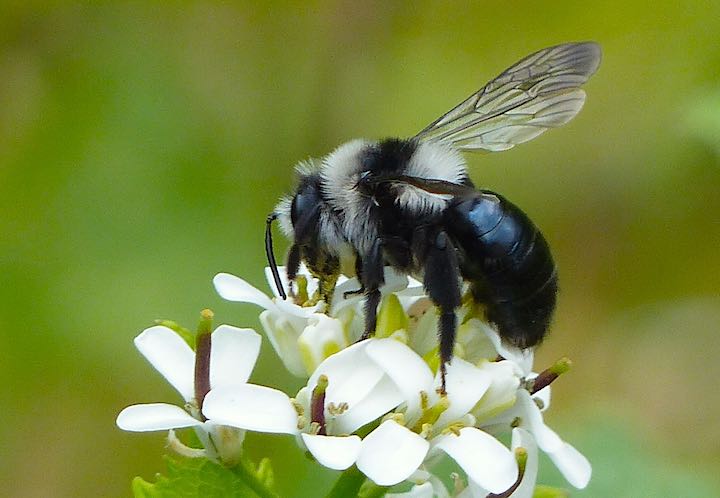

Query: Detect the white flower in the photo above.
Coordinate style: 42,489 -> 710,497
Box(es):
213,265 -> 418,376
203,268 -> 590,493
293,339 -> 409,470
201,338 -> 408,472
351,337 -> 520,492
214,269 -> 323,377
475,327 -> 592,490
116,324 -> 262,464
508,427 -> 539,498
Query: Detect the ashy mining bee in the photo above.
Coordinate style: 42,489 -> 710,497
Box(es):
266,42 -> 601,391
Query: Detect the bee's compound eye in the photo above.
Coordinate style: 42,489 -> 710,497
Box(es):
290,183 -> 321,228
290,193 -> 302,226
289,196 -> 297,226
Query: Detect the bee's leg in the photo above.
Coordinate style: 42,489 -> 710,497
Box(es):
318,264 -> 339,307
423,231 -> 461,395
285,244 -> 301,299
303,247 -> 341,309
360,239 -> 385,340
343,256 -> 365,299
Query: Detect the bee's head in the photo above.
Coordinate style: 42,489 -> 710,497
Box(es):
272,160 -> 322,243
267,166 -> 324,300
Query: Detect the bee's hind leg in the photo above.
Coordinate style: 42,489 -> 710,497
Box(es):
359,239 -> 384,340
423,231 -> 461,395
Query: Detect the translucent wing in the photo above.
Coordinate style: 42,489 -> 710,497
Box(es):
414,42 -> 601,152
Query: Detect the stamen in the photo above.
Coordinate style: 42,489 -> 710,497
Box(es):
382,412 -> 406,426
443,424 -> 462,436
486,447 -> 527,498
167,429 -> 207,459
420,391 -> 429,411
327,402 -> 349,416
412,396 -> 450,432
290,399 -> 305,417
193,309 -> 214,417
530,357 -> 572,394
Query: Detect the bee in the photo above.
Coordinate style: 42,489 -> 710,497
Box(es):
265,42 -> 601,391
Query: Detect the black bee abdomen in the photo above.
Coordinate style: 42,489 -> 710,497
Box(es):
445,190 -> 557,348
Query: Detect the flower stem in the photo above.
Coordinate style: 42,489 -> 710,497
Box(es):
326,466 -> 368,498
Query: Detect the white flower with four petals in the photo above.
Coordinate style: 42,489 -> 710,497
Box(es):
118,267 -> 591,496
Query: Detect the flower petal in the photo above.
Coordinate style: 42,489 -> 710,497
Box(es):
366,338 -> 434,418
331,376 -> 403,435
134,326 -> 195,401
516,390 -> 563,452
331,267 -> 410,315
309,341 -> 404,433
297,314 -> 348,375
332,277 -> 365,314
511,427 -> 538,498
434,357 -> 492,428
213,273 -> 275,309
433,427 -> 518,494
202,385 -> 298,434
259,309 -> 307,377
264,264 -> 320,300
455,318 -> 499,363
407,301 -> 438,358
116,403 -> 202,431
471,360 -> 521,423
301,434 -> 361,470
547,441 -> 592,489
210,325 -> 261,388
274,297 -> 321,318
481,324 -> 534,375
455,479 -> 489,498
533,384 -> 552,412
356,420 -> 429,486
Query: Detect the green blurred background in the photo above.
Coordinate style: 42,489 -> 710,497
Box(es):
1,1 -> 719,496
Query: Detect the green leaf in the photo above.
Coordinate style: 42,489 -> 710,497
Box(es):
133,455 -> 279,498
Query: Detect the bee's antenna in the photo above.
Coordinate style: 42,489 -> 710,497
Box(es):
265,213 -> 287,300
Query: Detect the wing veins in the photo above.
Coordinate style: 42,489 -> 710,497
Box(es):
413,42 -> 601,152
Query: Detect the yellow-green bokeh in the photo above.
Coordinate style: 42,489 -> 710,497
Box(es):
1,2 -> 719,496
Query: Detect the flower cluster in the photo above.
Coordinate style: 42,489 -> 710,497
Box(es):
118,267 -> 590,497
